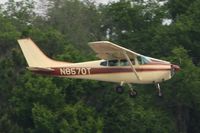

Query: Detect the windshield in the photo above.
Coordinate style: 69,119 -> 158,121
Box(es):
137,56 -> 150,65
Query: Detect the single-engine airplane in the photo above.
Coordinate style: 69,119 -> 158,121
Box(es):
17,38 -> 180,97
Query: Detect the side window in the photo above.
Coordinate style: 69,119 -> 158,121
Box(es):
120,59 -> 129,66
130,59 -> 135,65
100,60 -> 121,66
108,60 -> 119,66
119,59 -> 135,66
100,61 -> 107,66
101,59 -> 136,66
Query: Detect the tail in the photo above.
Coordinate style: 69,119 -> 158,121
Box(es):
17,38 -> 71,68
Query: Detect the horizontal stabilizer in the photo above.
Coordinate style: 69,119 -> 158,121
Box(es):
27,67 -> 54,72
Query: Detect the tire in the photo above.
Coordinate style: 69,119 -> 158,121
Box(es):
115,86 -> 124,94
129,90 -> 137,97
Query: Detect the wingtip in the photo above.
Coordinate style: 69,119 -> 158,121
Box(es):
88,41 -> 112,45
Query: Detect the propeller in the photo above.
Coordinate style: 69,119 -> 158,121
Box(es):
171,64 -> 180,77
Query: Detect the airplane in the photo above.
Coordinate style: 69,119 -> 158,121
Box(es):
17,38 -> 180,97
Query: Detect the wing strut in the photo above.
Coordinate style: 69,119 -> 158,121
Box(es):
123,51 -> 141,80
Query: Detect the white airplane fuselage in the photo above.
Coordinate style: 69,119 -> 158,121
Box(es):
31,59 -> 174,84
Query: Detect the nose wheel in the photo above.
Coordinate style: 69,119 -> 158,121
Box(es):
128,84 -> 137,97
129,89 -> 137,97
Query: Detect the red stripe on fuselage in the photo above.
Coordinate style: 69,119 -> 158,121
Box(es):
31,66 -> 171,76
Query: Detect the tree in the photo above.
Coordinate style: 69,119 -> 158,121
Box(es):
46,0 -> 103,48
0,0 -> 200,132
56,102 -> 103,133
98,90 -> 175,133
163,47 -> 200,133
167,0 -> 196,20
32,103 -> 56,133
100,0 -> 167,55
2,0 -> 36,31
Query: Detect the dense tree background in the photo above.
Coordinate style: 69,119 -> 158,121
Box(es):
0,0 -> 200,132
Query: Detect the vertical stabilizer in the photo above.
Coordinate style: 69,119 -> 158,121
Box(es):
17,38 -> 70,67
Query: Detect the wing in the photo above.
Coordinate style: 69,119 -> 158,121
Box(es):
88,41 -> 141,60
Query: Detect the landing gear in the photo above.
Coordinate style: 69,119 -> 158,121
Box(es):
115,82 -> 137,97
115,82 -> 163,97
128,84 -> 137,98
129,89 -> 137,97
115,81 -> 125,94
115,85 -> 124,94
155,83 -> 162,97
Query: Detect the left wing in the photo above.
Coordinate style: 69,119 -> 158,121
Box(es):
88,41 -> 141,60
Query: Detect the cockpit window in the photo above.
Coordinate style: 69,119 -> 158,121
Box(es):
137,56 -> 150,65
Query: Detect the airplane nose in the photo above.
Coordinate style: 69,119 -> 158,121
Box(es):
170,64 -> 180,77
171,64 -> 180,72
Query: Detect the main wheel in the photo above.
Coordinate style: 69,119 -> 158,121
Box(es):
129,90 -> 137,97
115,86 -> 124,94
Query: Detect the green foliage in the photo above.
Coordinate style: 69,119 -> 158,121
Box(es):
57,102 -> 103,133
0,114 -> 23,133
161,47 -> 200,133
46,0 -> 103,48
27,27 -> 67,57
2,0 -> 35,25
167,0 -> 196,19
165,0 -> 200,65
100,0 -> 167,56
32,103 -> 56,133
0,15 -> 20,56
